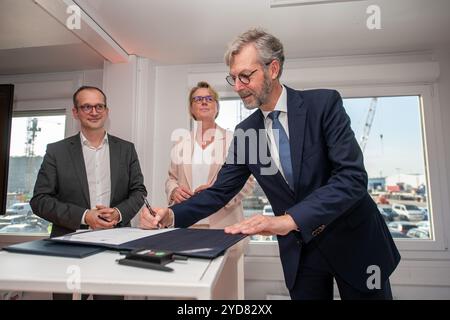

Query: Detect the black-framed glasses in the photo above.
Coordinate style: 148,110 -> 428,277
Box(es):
77,104 -> 107,113
225,61 -> 272,86
192,95 -> 215,104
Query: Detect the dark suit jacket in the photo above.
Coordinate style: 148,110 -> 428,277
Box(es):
31,133 -> 147,237
171,86 -> 400,292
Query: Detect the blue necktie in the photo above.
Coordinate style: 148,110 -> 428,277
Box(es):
268,111 -> 294,190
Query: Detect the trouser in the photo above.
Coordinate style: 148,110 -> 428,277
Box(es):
289,242 -> 393,300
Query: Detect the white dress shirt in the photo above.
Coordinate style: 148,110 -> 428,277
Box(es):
80,132 -> 120,225
192,141 -> 213,191
191,140 -> 214,225
261,85 -> 290,183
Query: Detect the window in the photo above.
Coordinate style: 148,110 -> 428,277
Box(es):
218,95 -> 431,242
1,111 -> 66,235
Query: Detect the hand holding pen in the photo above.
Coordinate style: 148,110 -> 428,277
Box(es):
141,196 -> 162,229
140,196 -> 174,230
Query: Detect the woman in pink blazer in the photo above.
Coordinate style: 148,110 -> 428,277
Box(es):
165,81 -> 254,298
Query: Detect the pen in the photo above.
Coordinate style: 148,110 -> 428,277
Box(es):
143,196 -> 157,217
142,196 -> 161,228
98,215 -> 111,222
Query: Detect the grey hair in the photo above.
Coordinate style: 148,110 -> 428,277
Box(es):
224,28 -> 285,79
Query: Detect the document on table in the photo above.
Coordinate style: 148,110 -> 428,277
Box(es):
53,227 -> 170,246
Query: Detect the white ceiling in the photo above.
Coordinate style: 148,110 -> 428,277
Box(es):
75,0 -> 450,64
0,0 -> 449,74
0,0 -> 103,75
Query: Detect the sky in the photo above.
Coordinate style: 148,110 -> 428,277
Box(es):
9,115 -> 66,157
216,96 -> 426,179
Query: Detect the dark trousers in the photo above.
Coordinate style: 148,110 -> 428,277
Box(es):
289,242 -> 393,300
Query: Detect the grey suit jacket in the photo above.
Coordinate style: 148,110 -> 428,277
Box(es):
30,133 -> 147,237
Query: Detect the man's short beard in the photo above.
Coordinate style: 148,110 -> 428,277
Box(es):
242,73 -> 273,110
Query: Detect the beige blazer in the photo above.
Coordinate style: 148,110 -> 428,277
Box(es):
165,125 -> 254,228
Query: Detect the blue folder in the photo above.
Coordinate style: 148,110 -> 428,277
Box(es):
118,228 -> 247,259
3,239 -> 104,258
50,228 -> 247,259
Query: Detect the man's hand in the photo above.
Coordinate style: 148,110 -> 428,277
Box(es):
95,205 -> 120,223
224,214 -> 298,236
171,186 -> 193,204
85,207 -> 117,230
140,207 -> 174,229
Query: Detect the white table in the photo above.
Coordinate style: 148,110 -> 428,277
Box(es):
0,249 -> 227,299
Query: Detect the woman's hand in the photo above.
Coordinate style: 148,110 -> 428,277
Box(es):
171,186 -> 194,204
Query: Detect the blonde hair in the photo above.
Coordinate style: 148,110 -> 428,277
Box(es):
188,81 -> 220,120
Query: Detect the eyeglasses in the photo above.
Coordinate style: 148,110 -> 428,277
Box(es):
77,104 -> 107,113
225,62 -> 272,86
226,70 -> 258,86
192,95 -> 215,104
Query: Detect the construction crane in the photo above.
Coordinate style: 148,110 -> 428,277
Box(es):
25,118 -> 41,195
25,118 -> 41,157
359,97 -> 378,152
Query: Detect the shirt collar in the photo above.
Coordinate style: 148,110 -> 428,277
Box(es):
262,84 -> 288,119
80,131 -> 108,148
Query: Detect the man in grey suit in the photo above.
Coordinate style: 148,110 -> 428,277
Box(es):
31,86 -> 147,299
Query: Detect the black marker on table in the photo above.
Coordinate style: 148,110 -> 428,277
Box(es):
116,258 -> 174,272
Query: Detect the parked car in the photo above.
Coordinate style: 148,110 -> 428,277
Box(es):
0,223 -> 48,234
392,203 -> 425,221
416,221 -> 430,230
388,221 -> 418,235
0,214 -> 28,230
406,228 -> 430,239
5,203 -> 33,216
389,230 -> 410,238
378,206 -> 398,222
262,205 -> 274,216
420,208 -> 429,221
24,214 -> 50,228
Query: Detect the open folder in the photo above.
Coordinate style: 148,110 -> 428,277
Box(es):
49,228 -> 247,259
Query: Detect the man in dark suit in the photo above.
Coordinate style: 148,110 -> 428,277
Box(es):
141,29 -> 400,300
31,86 -> 147,299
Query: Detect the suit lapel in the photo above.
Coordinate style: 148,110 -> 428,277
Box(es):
109,134 -> 120,201
286,86 -> 307,196
68,134 -> 90,207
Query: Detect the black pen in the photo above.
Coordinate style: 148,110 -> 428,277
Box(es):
142,196 -> 161,228
143,196 -> 157,217
98,215 -> 111,222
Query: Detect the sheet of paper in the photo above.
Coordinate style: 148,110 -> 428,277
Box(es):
54,227 -> 172,246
